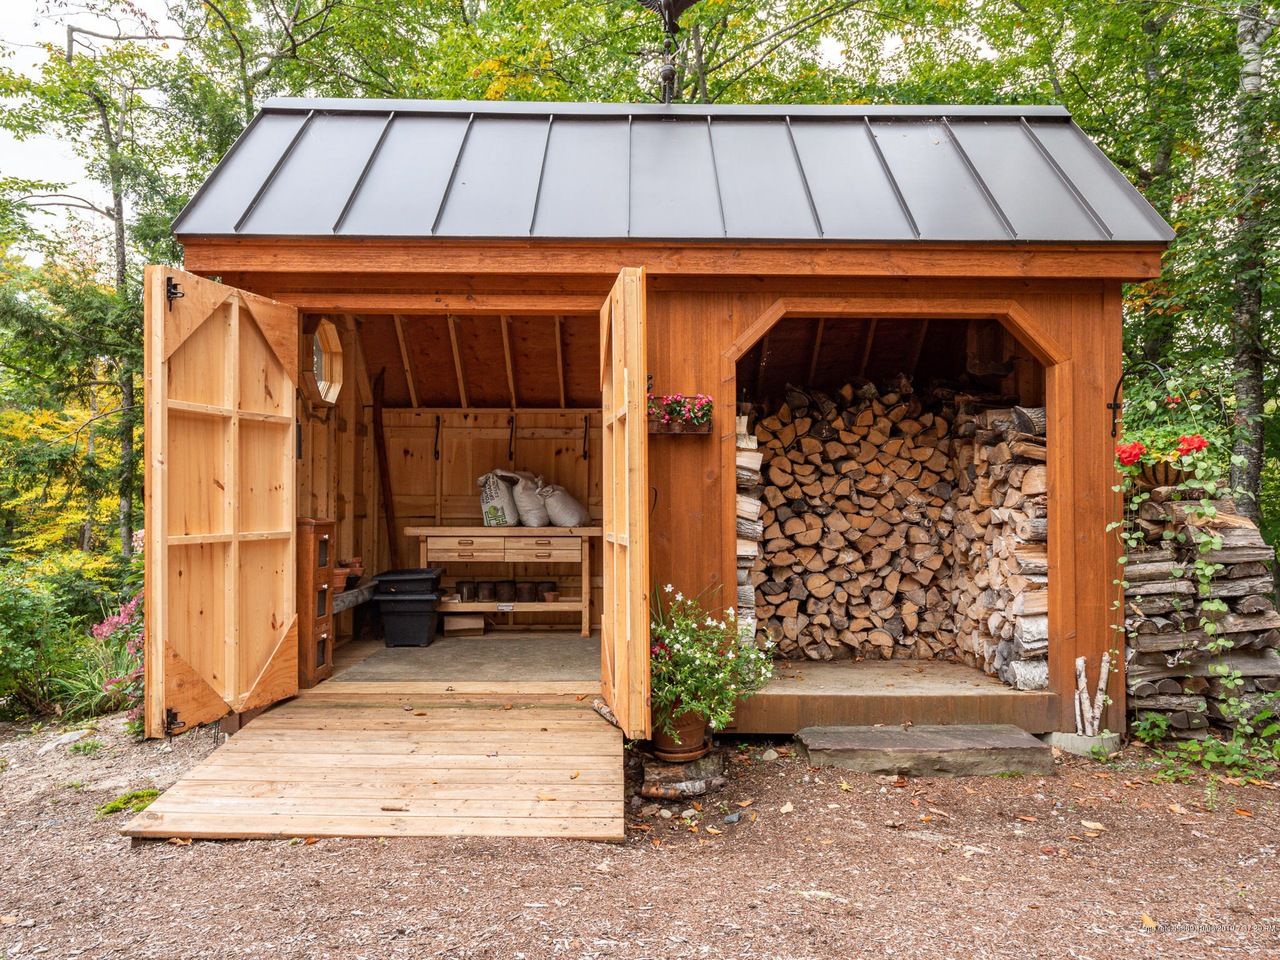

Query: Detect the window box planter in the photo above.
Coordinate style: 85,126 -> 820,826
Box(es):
648,417 -> 712,435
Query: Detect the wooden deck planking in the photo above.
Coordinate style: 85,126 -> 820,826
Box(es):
124,690 -> 625,841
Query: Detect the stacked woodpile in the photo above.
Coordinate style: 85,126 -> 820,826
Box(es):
946,403 -> 1051,690
735,413 -> 763,633
749,379 -> 959,661
1125,490 -> 1280,738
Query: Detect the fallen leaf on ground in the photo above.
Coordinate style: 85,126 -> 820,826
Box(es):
166,837 -> 192,846
1080,820 -> 1106,831
779,802 -> 794,814
1235,808 -> 1253,817
570,771 -> 580,780
0,917 -> 15,926
1141,914 -> 1158,929
736,799 -> 754,808
1017,815 -> 1037,823
1167,803 -> 1189,815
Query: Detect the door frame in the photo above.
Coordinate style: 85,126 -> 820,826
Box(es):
720,294 -> 1122,733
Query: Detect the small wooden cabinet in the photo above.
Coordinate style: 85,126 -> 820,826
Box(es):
297,518 -> 335,688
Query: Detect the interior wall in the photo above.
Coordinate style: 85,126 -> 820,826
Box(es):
297,314 -> 378,572
374,409 -> 605,626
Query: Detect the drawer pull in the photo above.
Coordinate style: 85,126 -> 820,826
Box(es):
459,551 -> 474,558
535,539 -> 552,545
535,551 -> 552,558
458,538 -> 474,545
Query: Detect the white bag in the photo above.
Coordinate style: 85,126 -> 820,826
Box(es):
538,483 -> 591,527
477,470 -> 520,527
494,469 -> 549,527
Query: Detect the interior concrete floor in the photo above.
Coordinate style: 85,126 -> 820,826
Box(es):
330,632 -> 598,684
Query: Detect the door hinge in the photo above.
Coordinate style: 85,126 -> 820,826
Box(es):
164,707 -> 187,738
165,276 -> 185,311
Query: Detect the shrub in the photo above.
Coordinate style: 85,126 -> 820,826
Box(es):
0,561 -> 68,711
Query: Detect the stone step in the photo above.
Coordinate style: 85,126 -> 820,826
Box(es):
795,723 -> 1053,777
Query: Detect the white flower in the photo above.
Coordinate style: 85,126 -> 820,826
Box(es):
675,592 -> 683,601
664,584 -> 674,593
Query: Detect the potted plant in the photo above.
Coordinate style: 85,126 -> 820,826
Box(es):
648,392 -> 714,434
649,585 -> 774,761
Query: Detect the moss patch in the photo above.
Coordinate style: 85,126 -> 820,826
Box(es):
96,789 -> 160,816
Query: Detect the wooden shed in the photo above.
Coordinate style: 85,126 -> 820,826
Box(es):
132,99 -> 1171,840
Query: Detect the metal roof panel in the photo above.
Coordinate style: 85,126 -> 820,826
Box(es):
787,120 -> 917,240
434,116 -> 548,237
531,118 -> 630,237
337,114 -> 471,236
628,119 -> 724,238
239,112 -> 388,234
868,120 -> 1008,241
948,121 -> 1106,240
173,112 -> 307,234
710,120 -> 818,239
1026,121 -> 1174,241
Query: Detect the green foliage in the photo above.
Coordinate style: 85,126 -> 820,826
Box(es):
649,585 -> 774,737
68,737 -> 103,756
96,788 -> 160,816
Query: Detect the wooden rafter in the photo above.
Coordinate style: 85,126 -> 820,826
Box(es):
807,317 -> 825,383
554,315 -> 566,408
500,315 -> 518,408
906,318 -> 931,374
446,315 -> 468,407
857,318 -> 878,378
392,314 -> 419,408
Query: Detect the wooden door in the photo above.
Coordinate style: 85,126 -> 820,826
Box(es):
143,266 -> 300,737
599,267 -> 651,738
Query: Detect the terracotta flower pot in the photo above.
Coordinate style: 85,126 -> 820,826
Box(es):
652,709 -> 710,762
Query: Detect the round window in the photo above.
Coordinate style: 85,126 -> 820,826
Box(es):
305,318 -> 343,405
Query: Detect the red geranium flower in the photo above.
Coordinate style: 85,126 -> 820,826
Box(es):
1165,394 -> 1182,407
1115,440 -> 1147,466
1177,434 -> 1208,457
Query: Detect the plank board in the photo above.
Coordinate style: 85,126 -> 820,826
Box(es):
123,691 -> 624,841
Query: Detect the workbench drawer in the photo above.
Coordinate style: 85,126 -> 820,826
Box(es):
504,536 -> 582,562
427,536 -> 505,561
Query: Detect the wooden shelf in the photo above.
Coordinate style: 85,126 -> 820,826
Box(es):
436,599 -> 584,613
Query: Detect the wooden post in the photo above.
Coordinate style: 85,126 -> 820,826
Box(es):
371,369 -> 401,569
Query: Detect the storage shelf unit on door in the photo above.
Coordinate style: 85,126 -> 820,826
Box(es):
405,526 -> 600,636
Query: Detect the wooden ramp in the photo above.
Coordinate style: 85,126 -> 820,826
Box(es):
124,684 -> 625,842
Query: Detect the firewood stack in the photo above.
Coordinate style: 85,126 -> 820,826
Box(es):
1125,489 -> 1280,738
749,379 -> 959,661
735,412 -> 763,634
946,403 -> 1051,690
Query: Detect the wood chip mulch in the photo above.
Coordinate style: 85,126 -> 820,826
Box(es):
2,718 -> 1278,959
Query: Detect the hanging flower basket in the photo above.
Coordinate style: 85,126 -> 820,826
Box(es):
1135,460 -> 1184,492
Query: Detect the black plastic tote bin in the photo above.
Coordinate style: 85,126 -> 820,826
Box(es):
374,568 -> 444,595
376,593 -> 440,647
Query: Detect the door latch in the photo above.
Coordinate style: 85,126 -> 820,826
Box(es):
165,276 -> 184,311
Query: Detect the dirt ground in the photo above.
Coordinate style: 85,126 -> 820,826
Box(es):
2,715 -> 1278,960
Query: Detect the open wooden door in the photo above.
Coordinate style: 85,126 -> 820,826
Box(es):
143,266 -> 299,738
599,267 -> 651,738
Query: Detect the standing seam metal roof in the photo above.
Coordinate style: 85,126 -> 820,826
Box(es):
172,98 -> 1174,244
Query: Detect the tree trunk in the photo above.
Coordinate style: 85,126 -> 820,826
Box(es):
1228,3 -> 1273,521
118,372 -> 135,557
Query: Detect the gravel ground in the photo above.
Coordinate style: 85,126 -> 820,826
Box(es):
2,715 -> 1278,960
